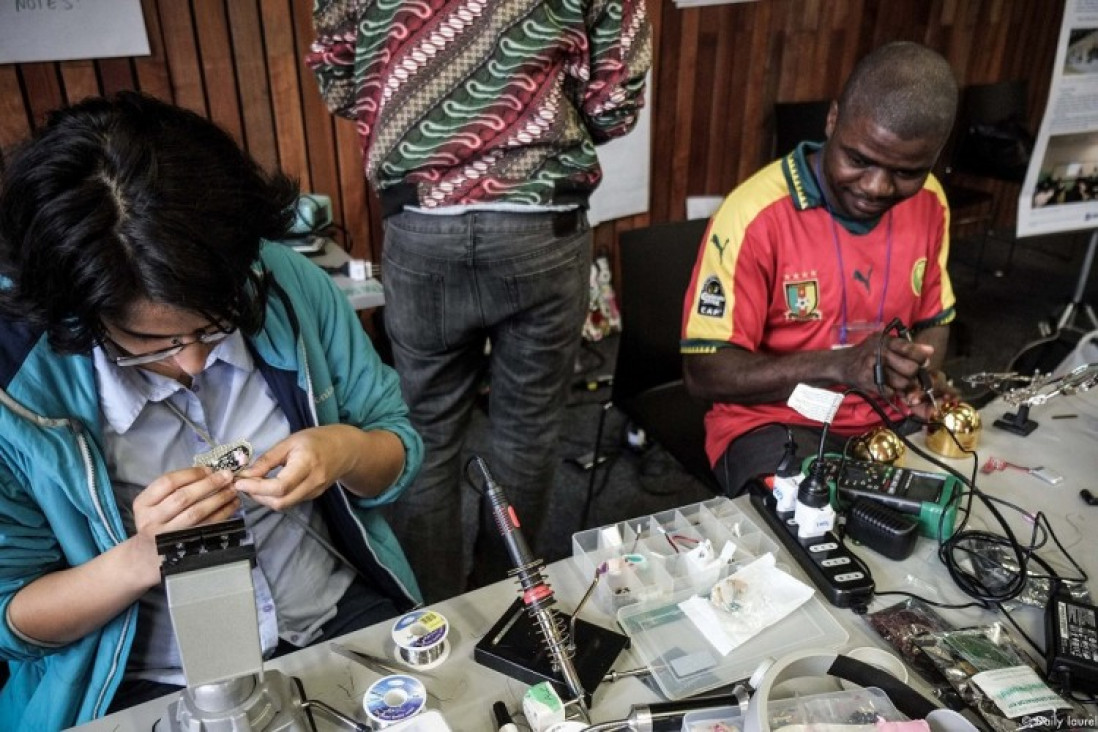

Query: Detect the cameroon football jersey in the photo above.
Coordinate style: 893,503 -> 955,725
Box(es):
681,142 -> 955,466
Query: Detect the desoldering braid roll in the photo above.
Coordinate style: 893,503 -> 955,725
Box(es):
391,609 -> 450,669
362,674 -> 427,728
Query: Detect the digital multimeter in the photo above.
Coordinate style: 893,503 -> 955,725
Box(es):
803,454 -> 961,539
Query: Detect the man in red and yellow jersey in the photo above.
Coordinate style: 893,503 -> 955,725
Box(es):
682,42 -> 958,496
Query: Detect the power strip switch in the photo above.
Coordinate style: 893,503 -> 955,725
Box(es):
750,485 -> 875,611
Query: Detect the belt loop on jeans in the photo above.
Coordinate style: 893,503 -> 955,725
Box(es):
553,209 -> 582,237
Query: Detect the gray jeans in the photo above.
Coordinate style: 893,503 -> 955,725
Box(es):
382,209 -> 591,603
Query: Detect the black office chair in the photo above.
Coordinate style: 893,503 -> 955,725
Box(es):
940,80 -> 1033,280
581,220 -> 720,526
773,100 -> 832,159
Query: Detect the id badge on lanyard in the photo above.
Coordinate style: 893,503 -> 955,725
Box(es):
830,320 -> 883,350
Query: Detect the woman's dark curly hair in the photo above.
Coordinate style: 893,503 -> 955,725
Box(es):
0,91 -> 300,353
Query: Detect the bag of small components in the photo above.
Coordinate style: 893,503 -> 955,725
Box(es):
913,623 -> 1086,731
863,599 -> 965,710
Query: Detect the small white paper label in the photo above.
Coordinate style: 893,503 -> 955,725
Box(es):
787,384 -> 844,424
971,665 -> 1071,718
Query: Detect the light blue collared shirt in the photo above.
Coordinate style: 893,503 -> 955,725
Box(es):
94,332 -> 353,685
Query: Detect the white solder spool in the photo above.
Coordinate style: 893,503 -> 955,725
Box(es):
362,674 -> 427,728
391,609 -> 450,669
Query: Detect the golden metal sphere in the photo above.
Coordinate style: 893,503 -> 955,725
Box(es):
926,401 -> 982,458
851,426 -> 906,465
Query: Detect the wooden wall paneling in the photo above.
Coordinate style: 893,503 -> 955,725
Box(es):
922,1 -> 948,55
193,0 -> 244,145
226,0 -> 280,172
0,67 -> 31,167
134,0 -> 174,101
97,58 -> 138,98
260,0 -> 311,190
686,7 -> 720,202
20,64 -> 63,129
157,0 -> 207,113
667,8 -> 702,221
291,0 -> 342,224
647,0 -> 680,222
0,0 -> 1073,268
333,119 -> 374,261
58,60 -> 101,106
826,6 -> 863,96
964,3 -> 1007,81
645,4 -> 680,221
704,7 -> 737,196
735,0 -> 782,178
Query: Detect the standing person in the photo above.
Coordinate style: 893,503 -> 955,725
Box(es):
0,92 -> 423,730
681,42 -> 959,497
309,0 -> 652,601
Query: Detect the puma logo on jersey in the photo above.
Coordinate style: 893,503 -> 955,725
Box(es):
853,266 -> 872,293
711,233 -> 729,261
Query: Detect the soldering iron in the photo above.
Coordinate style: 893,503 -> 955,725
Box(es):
880,319 -> 938,414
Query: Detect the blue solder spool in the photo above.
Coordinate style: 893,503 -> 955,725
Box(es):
362,674 -> 427,728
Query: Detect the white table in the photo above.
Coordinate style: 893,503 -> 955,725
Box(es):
863,390 -> 1098,639
67,390 -> 1098,731
307,238 -> 385,311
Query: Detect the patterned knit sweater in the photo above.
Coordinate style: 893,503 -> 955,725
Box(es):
307,0 -> 651,212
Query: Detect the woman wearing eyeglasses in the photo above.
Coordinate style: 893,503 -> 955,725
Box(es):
0,92 -> 424,731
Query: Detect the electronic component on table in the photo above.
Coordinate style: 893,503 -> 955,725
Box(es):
844,499 -> 919,561
982,457 -> 1064,485
750,483 -> 875,611
804,454 -> 960,539
1045,591 -> 1098,695
1029,466 -> 1064,485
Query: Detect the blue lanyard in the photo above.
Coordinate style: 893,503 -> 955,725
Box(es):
814,153 -> 893,345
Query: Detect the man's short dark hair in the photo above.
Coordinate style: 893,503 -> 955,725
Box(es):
0,91 -> 299,353
838,41 -> 959,144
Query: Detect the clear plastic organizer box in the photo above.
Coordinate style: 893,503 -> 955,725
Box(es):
681,687 -> 904,732
570,497 -> 777,615
574,497 -> 849,701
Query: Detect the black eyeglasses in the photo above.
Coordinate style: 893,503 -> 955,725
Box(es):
102,324 -> 237,367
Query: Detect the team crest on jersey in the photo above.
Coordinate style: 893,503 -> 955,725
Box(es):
697,276 -> 726,317
784,279 -> 821,321
911,258 -> 927,296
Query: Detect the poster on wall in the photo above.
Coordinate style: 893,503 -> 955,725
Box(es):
1018,0 -> 1098,237
0,0 -> 149,65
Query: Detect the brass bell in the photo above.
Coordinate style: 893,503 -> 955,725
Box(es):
925,401 -> 982,458
851,426 -> 906,465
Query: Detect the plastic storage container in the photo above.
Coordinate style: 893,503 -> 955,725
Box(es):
681,687 -> 905,731
578,501 -> 848,701
571,497 -> 777,614
617,582 -> 848,700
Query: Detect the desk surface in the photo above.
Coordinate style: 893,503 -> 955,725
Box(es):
68,390 -> 1098,731
307,239 -> 385,311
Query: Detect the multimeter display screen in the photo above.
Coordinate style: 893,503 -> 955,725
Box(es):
904,473 -> 945,502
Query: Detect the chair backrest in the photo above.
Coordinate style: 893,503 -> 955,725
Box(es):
774,100 -> 831,158
613,219 -> 709,404
949,80 -> 1032,183
613,218 -> 718,491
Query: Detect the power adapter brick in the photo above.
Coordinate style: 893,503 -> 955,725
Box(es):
1045,590 -> 1098,695
844,499 -> 919,561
